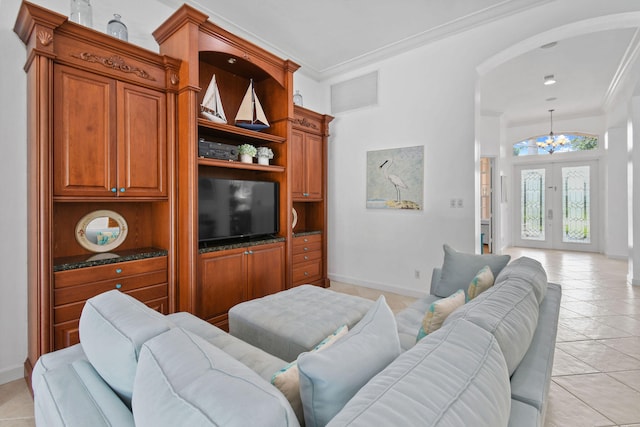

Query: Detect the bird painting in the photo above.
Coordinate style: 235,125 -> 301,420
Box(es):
379,159 -> 408,203
366,145 -> 423,210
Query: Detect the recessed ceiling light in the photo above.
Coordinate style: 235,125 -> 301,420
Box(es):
541,41 -> 558,49
546,97 -> 557,102
544,74 -> 556,85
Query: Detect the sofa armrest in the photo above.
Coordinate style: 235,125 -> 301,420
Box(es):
510,283 -> 562,420
430,267 -> 442,295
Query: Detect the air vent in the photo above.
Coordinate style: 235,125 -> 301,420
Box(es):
330,71 -> 378,114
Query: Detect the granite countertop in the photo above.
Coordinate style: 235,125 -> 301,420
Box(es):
199,236 -> 286,254
53,247 -> 168,272
292,230 -> 322,237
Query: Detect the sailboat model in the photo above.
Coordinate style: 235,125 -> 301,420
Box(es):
235,79 -> 270,131
200,74 -> 227,124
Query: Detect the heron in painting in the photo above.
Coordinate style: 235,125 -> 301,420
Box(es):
379,159 -> 407,202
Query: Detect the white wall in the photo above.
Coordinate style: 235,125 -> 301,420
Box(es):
324,0 -> 639,297
0,0 -> 28,385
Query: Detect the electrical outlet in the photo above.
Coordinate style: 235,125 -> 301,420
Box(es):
414,270 -> 420,279
457,198 -> 463,208
450,199 -> 456,208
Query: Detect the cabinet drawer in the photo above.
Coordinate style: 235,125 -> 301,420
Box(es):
292,235 -> 322,255
54,283 -> 168,323
293,249 -> 322,265
292,259 -> 322,284
54,257 -> 167,288
54,295 -> 169,350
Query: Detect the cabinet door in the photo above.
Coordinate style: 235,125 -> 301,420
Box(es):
290,129 -> 306,199
117,82 -> 167,197
198,249 -> 247,322
304,133 -> 324,200
53,64 -> 116,197
247,243 -> 285,299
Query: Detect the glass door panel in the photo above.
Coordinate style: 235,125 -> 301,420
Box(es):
514,161 -> 598,252
520,168 -> 546,241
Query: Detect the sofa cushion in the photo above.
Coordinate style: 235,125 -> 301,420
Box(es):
132,328 -> 299,427
468,265 -> 495,300
445,276 -> 539,375
416,289 -> 465,341
495,256 -> 548,304
434,244 -> 510,298
395,294 -> 442,350
327,319 -> 511,427
167,312 -> 286,383
34,359 -> 135,427
271,325 -> 348,424
298,296 -> 401,427
79,290 -> 173,407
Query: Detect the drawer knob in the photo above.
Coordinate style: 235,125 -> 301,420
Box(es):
120,188 -> 126,193
111,187 -> 117,193
304,247 -> 309,251
115,283 -> 122,289
303,238 -> 308,242
115,268 -> 122,274
304,272 -> 309,276
304,255 -> 309,260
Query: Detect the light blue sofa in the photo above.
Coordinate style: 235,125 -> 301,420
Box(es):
31,250 -> 560,427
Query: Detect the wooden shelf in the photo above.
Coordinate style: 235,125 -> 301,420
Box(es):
197,156 -> 285,172
197,118 -> 286,144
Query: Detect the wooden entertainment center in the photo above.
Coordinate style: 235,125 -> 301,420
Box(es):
15,1 -> 332,382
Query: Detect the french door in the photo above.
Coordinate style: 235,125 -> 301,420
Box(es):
514,161 -> 598,252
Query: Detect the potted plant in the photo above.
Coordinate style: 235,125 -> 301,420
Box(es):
238,144 -> 256,163
256,146 -> 274,165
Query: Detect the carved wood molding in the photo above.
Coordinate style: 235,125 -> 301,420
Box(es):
37,30 -> 53,47
170,73 -> 179,86
71,52 -> 156,81
294,117 -> 319,130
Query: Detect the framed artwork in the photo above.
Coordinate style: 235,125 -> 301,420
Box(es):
366,145 -> 424,210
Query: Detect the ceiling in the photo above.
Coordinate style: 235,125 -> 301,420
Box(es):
156,0 -> 640,126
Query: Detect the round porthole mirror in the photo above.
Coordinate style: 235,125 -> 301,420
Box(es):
75,210 -> 128,253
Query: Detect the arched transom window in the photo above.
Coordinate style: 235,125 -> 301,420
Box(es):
513,133 -> 598,156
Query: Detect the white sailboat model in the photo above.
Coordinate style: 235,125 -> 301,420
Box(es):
235,79 -> 270,131
200,74 -> 227,124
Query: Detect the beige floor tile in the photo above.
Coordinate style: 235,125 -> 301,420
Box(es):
552,347 -> 598,376
553,373 -> 640,425
556,324 -> 590,342
557,340 -> 640,372
598,336 -> 640,359
544,381 -> 615,427
0,420 -> 36,427
559,317 -> 632,339
593,315 -> 640,335
0,380 -> 34,421
608,370 -> 640,393
561,301 -> 620,317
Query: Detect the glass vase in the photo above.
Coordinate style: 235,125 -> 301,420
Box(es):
70,0 -> 93,27
107,14 -> 128,41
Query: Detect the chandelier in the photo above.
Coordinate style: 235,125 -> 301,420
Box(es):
537,109 -> 568,154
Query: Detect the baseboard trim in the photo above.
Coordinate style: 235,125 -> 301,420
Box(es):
0,364 -> 26,386
327,273 -> 427,299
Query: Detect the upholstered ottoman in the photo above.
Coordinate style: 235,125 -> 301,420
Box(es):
228,285 -> 373,361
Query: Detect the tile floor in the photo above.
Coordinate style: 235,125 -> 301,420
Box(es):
1,247 -> 638,426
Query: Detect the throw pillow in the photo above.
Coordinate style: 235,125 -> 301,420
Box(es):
433,244 -> 510,298
467,265 -> 494,300
132,328 -> 299,427
297,296 -> 401,427
271,325 -> 349,423
79,290 -> 174,407
416,289 -> 465,341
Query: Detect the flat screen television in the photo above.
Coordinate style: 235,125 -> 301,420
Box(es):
198,177 -> 279,243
